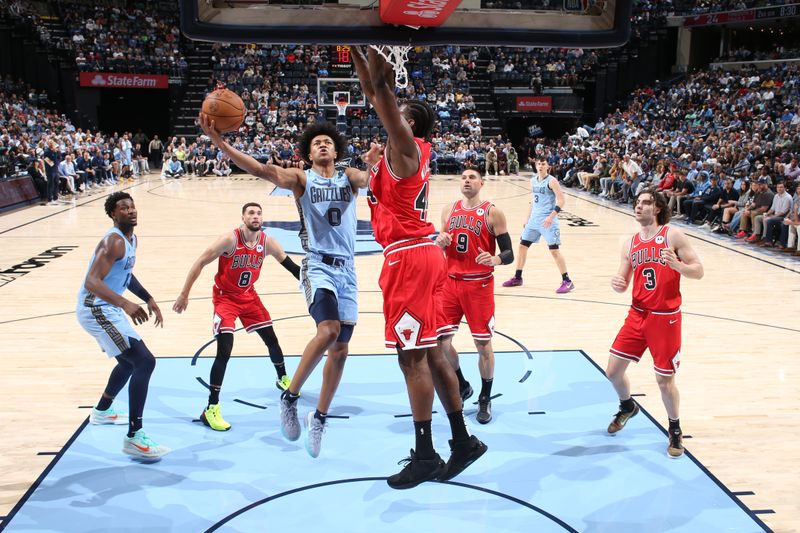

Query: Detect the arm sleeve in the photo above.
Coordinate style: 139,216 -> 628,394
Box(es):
127,275 -> 153,302
496,232 -> 514,265
280,255 -> 301,280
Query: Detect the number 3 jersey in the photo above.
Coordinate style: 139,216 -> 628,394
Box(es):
367,138 -> 434,247
297,168 -> 357,258
214,228 -> 267,296
629,224 -> 681,312
444,199 -> 496,280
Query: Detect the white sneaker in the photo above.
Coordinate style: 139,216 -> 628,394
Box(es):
305,411 -> 326,458
280,397 -> 301,441
90,406 -> 127,425
123,429 -> 170,460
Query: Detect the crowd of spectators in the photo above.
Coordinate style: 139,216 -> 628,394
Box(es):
521,64 -> 800,254
715,46 -> 800,64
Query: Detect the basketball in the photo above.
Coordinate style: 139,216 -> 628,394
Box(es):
202,88 -> 245,133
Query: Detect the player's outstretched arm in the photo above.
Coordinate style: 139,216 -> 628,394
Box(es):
197,112 -> 304,192
611,237 -> 634,293
84,234 -> 148,324
351,46 -> 376,106
265,236 -> 301,280
663,228 -> 704,280
173,232 -> 236,313
345,142 -> 383,190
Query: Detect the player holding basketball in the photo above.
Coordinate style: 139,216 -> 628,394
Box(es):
502,156 -> 574,293
76,192 -> 170,460
436,168 -> 513,424
353,46 -> 487,489
173,202 -> 300,431
198,115 -> 376,458
606,188 -> 703,457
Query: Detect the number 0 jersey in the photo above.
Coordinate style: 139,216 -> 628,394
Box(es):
367,138 -> 434,247
297,168 -> 357,258
214,228 -> 267,296
444,199 -> 496,280
629,225 -> 681,312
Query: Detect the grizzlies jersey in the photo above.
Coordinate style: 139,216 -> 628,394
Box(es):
444,200 -> 496,280
367,138 -> 434,247
297,168 -> 357,258
214,228 -> 267,295
77,227 -> 136,307
531,175 -> 556,220
629,225 -> 681,312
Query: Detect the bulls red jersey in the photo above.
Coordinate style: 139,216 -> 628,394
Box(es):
629,225 -> 681,312
444,200 -> 496,280
367,138 -> 434,247
214,228 -> 267,296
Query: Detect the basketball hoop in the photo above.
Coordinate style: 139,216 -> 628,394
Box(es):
369,44 -> 412,89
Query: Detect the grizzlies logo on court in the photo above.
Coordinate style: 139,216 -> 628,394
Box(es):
262,220 -> 382,256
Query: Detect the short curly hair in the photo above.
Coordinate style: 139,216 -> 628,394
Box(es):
104,192 -> 133,219
298,121 -> 346,164
401,99 -> 435,140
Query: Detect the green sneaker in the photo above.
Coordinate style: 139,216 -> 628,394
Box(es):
123,429 -> 170,460
276,375 -> 292,392
201,403 -> 231,431
90,406 -> 127,425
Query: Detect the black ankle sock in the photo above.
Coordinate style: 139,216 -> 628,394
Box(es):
447,410 -> 470,442
208,385 -> 221,406
274,362 -> 287,380
314,409 -> 327,425
127,417 -> 142,438
455,368 -> 468,389
668,418 -> 681,432
281,390 -> 300,403
479,378 -> 493,401
620,398 -> 635,412
562,272 -> 571,282
414,420 -> 435,459
515,269 -> 523,279
96,395 -> 113,411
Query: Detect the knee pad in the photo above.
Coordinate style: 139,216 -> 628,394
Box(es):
215,332 -> 234,360
548,244 -> 560,250
520,239 -> 533,247
337,324 -> 355,343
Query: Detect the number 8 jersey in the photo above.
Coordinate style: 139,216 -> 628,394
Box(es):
214,228 -> 267,296
629,225 -> 681,312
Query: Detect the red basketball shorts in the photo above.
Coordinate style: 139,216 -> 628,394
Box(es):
379,238 -> 446,350
610,306 -> 681,376
440,275 -> 495,340
212,288 -> 272,336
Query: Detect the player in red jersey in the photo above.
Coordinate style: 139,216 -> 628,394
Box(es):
173,203 -> 301,431
353,46 -> 487,489
606,188 -> 703,458
436,168 -> 513,424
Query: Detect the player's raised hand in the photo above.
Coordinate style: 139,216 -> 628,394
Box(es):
362,142 -> 384,166
611,275 -> 628,293
123,300 -> 149,325
476,247 -> 497,266
435,231 -> 452,249
172,294 -> 189,314
197,112 -> 221,140
148,299 -> 164,328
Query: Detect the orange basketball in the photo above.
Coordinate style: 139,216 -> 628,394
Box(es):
202,88 -> 245,133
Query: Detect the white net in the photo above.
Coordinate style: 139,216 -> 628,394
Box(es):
335,101 -> 349,117
369,44 -> 412,89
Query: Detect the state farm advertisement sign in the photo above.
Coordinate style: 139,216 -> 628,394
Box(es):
79,72 -> 168,89
516,96 -> 553,112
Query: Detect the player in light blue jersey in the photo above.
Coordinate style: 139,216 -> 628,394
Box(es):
502,156 -> 575,293
199,115 -> 379,458
76,192 -> 170,461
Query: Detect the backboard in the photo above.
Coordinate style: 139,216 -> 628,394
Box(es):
317,78 -> 367,110
180,0 -> 631,48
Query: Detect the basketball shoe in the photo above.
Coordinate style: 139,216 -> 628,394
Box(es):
438,435 -> 488,481
276,375 -> 292,392
123,430 -> 170,460
476,398 -> 492,424
201,403 -> 231,431
305,411 -> 326,458
460,381 -> 474,404
667,428 -> 684,458
90,406 -> 127,425
501,276 -> 523,287
280,396 -> 301,441
556,280 -> 575,294
386,449 -> 445,490
607,403 -> 640,434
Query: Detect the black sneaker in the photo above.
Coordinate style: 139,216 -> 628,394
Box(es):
607,403 -> 639,434
476,398 -> 492,424
667,428 -> 684,458
386,449 -> 444,490
460,381 -> 473,404
438,435 -> 488,481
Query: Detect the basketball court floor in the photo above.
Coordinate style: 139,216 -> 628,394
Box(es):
0,173 -> 797,532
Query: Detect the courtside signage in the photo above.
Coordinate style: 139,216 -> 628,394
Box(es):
79,73 -> 169,89
516,96 -> 553,112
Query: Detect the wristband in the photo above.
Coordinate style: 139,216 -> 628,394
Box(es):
553,205 -> 562,213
